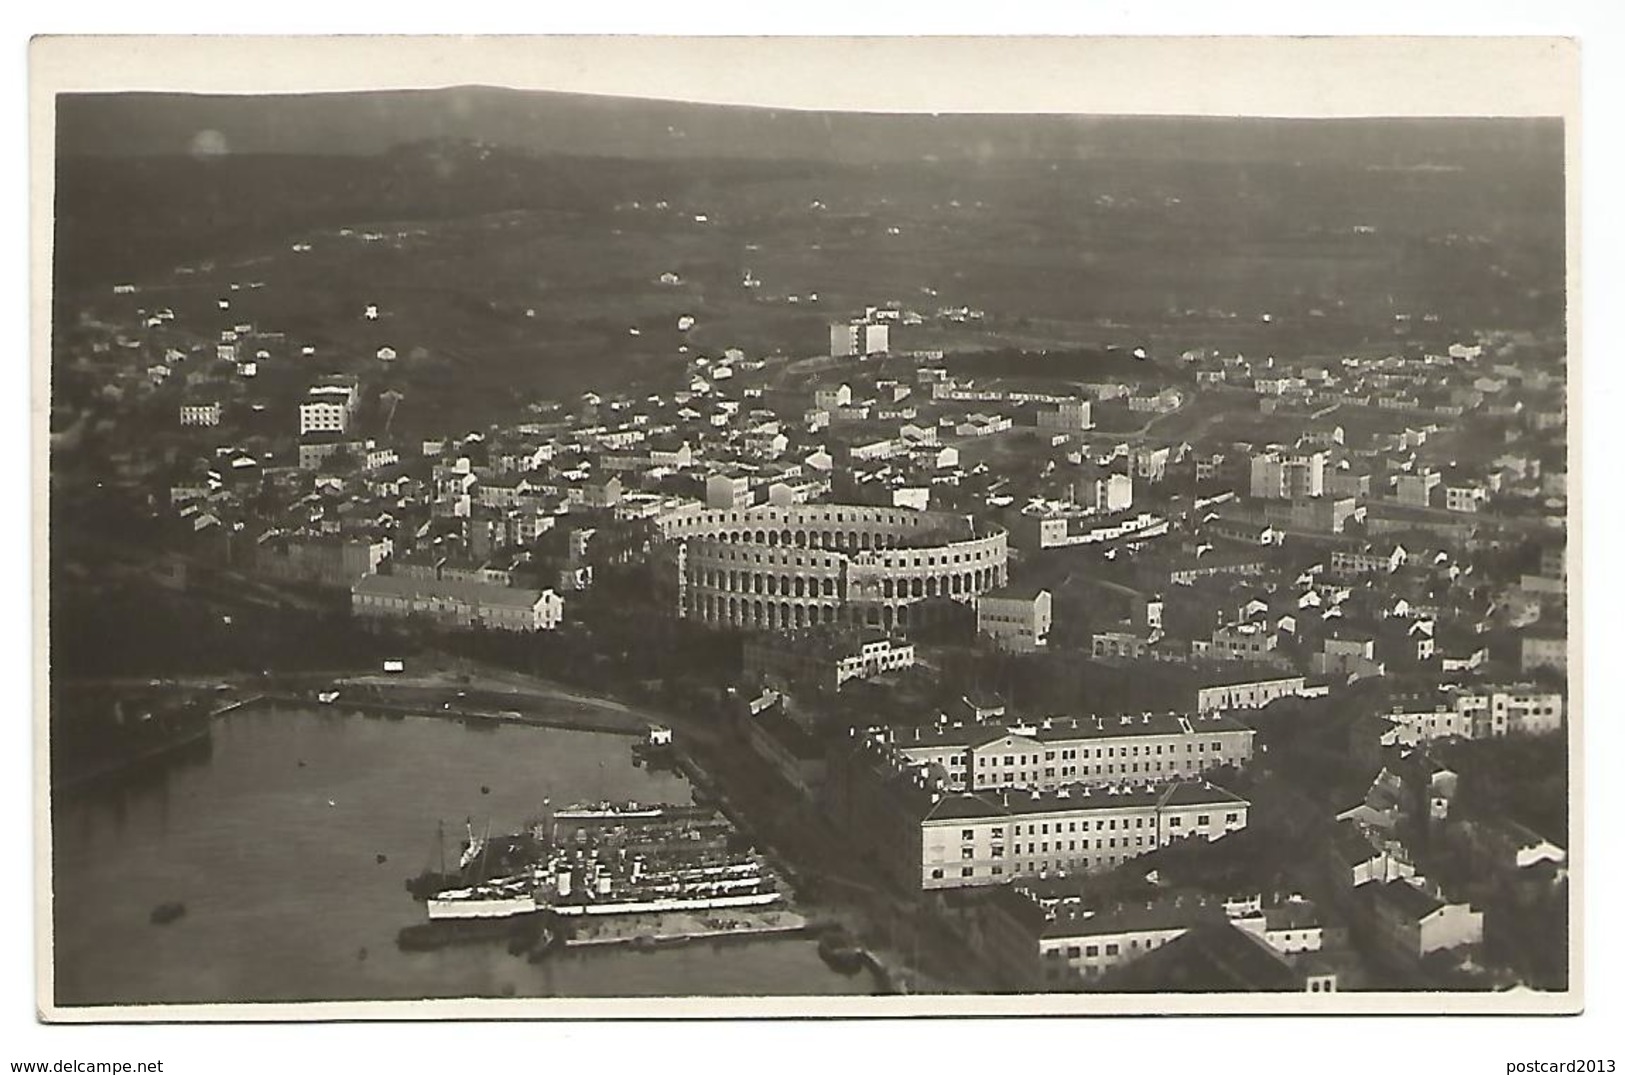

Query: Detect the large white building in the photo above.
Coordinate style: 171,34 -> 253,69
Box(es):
830,320 -> 890,358
983,885 -> 1335,990
705,472 -> 754,510
890,711 -> 1254,793
1386,684 -> 1564,741
1368,879 -> 1484,959
976,584 -> 1053,652
831,733 -> 1249,892
914,780 -> 1250,890
1037,398 -> 1094,432
1201,621 -> 1284,663
351,574 -> 564,632
1249,450 -> 1327,500
179,400 -> 222,427
1195,674 -> 1309,715
299,377 -> 361,436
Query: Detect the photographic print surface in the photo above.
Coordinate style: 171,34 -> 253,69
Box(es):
33,36 -> 1579,1018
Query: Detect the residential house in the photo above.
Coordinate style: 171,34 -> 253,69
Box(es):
976,584 -> 1053,652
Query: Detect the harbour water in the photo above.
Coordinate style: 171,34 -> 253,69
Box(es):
50,705 -> 872,1006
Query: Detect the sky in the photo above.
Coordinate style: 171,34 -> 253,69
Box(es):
31,36 -> 1577,118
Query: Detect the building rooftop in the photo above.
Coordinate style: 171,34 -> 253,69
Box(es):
1197,671 -> 1305,690
353,572 -> 552,610
1370,879 -> 1446,921
1039,896 -> 1228,941
919,779 -> 1247,824
895,711 -> 1250,751
979,582 -> 1051,602
1260,899 -> 1328,933
1092,921 -> 1302,993
1329,820 -> 1382,867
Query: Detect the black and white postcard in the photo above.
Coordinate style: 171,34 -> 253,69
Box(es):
30,34 -> 1581,1021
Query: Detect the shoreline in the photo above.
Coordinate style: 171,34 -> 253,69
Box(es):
242,691 -> 648,737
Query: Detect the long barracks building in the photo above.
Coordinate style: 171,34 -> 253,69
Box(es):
828,732 -> 1251,892
887,712 -> 1254,792
916,781 -> 1251,890
656,503 -> 1008,631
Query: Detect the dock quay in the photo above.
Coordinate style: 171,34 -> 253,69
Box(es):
243,692 -> 645,736
563,908 -> 811,950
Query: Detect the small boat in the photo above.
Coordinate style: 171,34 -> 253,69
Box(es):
149,901 -> 187,926
317,690 -> 341,705
817,928 -> 866,975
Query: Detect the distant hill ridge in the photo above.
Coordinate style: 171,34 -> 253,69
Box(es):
56,85 -> 1561,165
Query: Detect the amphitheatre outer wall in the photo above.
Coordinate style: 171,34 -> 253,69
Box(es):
656,503 -> 1009,632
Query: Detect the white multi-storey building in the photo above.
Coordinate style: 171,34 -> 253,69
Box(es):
830,320 -> 889,357
351,574 -> 564,632
299,377 -> 361,435
976,585 -> 1053,652
890,711 -> 1254,793
1386,684 -> 1564,741
1250,450 -> 1327,500
179,401 -> 221,427
1194,674 -> 1308,714
914,780 -> 1250,890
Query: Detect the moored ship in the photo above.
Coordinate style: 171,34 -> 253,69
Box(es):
413,799 -> 787,923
